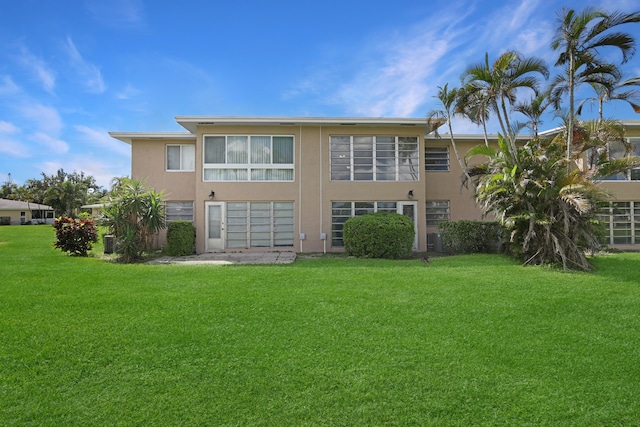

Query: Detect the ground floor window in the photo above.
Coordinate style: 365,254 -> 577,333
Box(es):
331,201 -> 397,247
226,202 -> 294,248
598,201 -> 640,245
166,201 -> 194,223
426,200 -> 450,226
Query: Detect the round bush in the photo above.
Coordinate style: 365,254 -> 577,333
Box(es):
166,220 -> 195,256
343,212 -> 414,259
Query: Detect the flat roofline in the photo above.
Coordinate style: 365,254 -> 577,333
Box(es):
426,133 -> 531,141
175,116 -> 431,133
108,132 -> 196,145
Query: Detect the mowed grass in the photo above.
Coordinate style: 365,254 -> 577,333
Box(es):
1,226 -> 640,426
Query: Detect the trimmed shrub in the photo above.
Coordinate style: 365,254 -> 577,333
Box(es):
438,220 -> 502,254
53,217 -> 98,256
343,212 -> 414,259
166,220 -> 195,256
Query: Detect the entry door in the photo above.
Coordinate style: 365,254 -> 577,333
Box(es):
398,201 -> 418,250
206,202 -> 225,251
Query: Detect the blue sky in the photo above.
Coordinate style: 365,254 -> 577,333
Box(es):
1,0 -> 640,188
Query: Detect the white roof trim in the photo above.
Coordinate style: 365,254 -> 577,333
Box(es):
109,132 -> 196,145
175,116 -> 428,133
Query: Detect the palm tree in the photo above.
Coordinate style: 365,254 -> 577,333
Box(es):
462,51 -> 549,156
578,74 -> 640,122
456,85 -> 491,146
427,84 -> 471,185
514,92 -> 554,139
101,177 -> 166,262
551,7 -> 640,169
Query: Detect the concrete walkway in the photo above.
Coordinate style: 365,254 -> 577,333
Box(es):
147,251 -> 297,265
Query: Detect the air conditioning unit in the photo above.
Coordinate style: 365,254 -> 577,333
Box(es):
104,235 -> 115,254
427,233 -> 443,253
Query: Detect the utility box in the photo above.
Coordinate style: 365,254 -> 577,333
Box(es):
427,233 -> 443,253
104,235 -> 115,254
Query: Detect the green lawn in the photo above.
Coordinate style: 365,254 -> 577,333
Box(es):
2,225 -> 640,426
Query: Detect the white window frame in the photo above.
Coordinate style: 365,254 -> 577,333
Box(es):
166,144 -> 195,172
598,201 -> 640,245
426,200 -> 450,227
203,135 -> 295,182
425,146 -> 450,171
601,137 -> 640,181
330,136 -> 420,182
225,202 -> 295,248
330,201 -> 398,247
166,201 -> 194,223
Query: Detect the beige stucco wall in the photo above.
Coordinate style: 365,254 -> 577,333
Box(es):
125,121 -> 640,254
131,124 -> 430,254
0,210 -> 31,225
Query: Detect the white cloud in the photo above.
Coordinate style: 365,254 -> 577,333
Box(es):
0,121 -> 20,134
64,37 -> 106,94
15,45 -> 56,94
0,136 -> 30,158
31,132 -> 69,153
0,75 -> 21,96
115,83 -> 140,100
74,125 -> 131,157
83,0 -> 144,28
41,155 -> 128,188
19,103 -> 63,135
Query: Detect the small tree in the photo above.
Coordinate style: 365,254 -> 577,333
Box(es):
53,217 -> 98,256
100,177 -> 166,263
343,212 -> 414,259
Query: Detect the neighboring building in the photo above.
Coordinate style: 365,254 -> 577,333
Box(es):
109,117 -> 640,254
0,199 -> 55,225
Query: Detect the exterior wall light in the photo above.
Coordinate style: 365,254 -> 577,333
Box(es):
407,190 -> 414,199
209,191 -> 215,200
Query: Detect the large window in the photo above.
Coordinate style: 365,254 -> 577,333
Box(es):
226,202 -> 294,248
166,201 -> 194,223
331,201 -> 397,246
598,201 -> 640,245
426,200 -> 450,226
166,144 -> 195,171
330,136 -> 419,181
603,138 -> 640,181
425,146 -> 449,171
203,135 -> 294,181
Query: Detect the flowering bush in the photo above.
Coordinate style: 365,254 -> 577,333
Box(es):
53,217 -> 98,256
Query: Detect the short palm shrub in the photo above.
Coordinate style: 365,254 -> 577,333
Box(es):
52,217 -> 98,256
343,212 -> 414,259
438,220 -> 502,254
166,221 -> 195,256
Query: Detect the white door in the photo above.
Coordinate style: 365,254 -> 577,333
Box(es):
206,202 -> 225,251
398,201 -> 418,250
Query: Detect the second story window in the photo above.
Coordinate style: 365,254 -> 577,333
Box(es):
203,135 -> 294,181
425,146 -> 449,171
166,144 -> 195,171
603,138 -> 640,181
330,136 -> 419,181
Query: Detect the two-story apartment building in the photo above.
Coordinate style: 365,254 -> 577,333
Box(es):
109,117 -> 640,254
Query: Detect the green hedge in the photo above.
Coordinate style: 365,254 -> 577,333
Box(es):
438,220 -> 502,254
166,221 -> 195,256
343,212 -> 414,259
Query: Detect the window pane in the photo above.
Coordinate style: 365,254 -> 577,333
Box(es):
227,136 -> 248,164
251,136 -> 271,164
204,136 -> 226,163
273,137 -> 294,164
181,145 -> 195,171
167,146 -> 180,170
166,201 -> 194,222
425,146 -> 449,171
